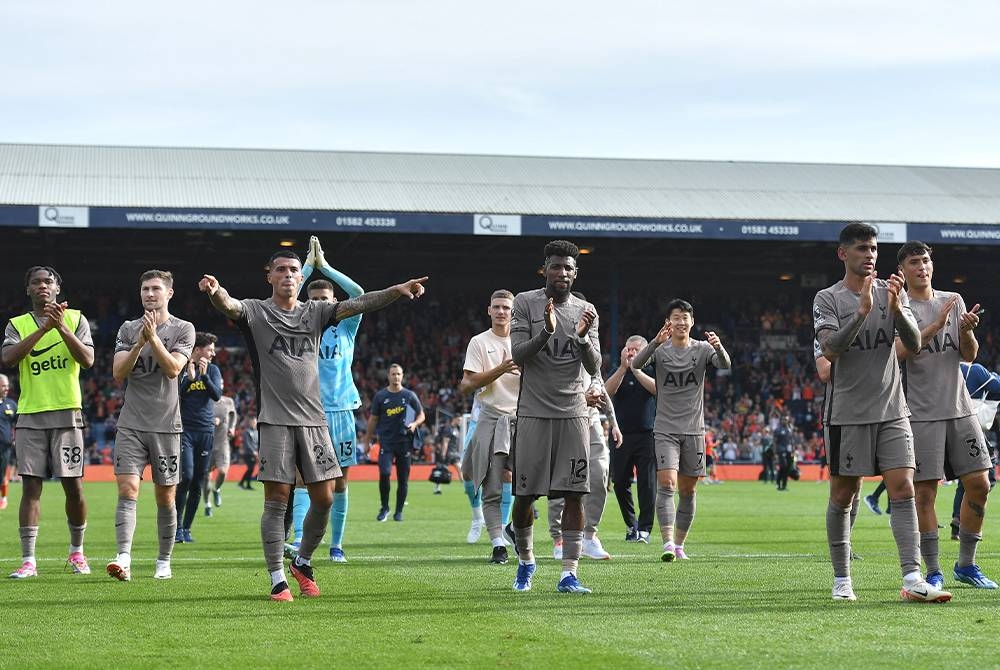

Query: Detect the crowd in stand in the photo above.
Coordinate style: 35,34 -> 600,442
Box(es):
3,288 -> 996,469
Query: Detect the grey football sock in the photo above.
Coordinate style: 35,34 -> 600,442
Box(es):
261,500 -> 288,573
157,504 -> 177,561
115,498 -> 138,555
676,493 -> 696,544
299,501 -> 331,561
957,528 -> 983,568
826,500 -> 851,578
849,494 -> 860,529
513,524 -> 534,562
920,530 -> 940,575
888,497 -> 920,577
656,485 -> 676,542
483,490 -> 503,541
68,522 -> 87,550
561,529 -> 583,575
19,526 -> 38,560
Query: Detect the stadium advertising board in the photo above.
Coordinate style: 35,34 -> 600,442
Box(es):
3,205 -> 1000,244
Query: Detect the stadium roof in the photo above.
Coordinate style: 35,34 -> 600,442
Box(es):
1,142 -> 999,224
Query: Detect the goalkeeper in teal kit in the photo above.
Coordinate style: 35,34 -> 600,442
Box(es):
287,236 -> 364,562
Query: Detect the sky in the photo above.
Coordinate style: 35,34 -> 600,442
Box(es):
2,0 -> 999,167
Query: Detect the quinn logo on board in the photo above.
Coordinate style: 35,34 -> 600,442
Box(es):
864,222 -> 907,243
38,206 -> 90,228
474,214 -> 522,236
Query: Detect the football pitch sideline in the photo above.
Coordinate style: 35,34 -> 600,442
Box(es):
2,480 -> 999,669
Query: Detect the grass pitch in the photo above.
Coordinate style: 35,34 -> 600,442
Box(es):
2,478 -> 999,669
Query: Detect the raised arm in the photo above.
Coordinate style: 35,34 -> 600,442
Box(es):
113,327 -> 146,383
143,314 -> 187,380
958,300 -> 981,363
41,302 -> 94,368
816,280 -> 870,362
604,347 -> 631,396
334,277 -> 428,321
511,297 -> 554,365
300,236 -> 365,298
887,273 -> 920,355
704,331 -> 731,370
577,308 -> 600,376
895,296 -> 953,362
199,275 -> 244,321
631,320 -> 671,370
204,364 -> 223,401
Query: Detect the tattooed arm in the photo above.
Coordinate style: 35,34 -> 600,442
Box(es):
333,277 -> 428,320
199,275 -> 244,321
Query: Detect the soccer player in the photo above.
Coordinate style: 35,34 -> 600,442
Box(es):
0,374 -> 16,511
814,222 -> 949,602
200,251 -> 427,601
458,289 -> 520,564
631,298 -> 731,562
204,393 -> 237,517
175,332 -> 222,542
894,241 -> 994,588
2,266 -> 94,578
951,362 -> 1000,539
108,270 -> 195,582
506,239 -> 599,594
774,415 -> 794,491
548,371 -> 622,561
365,363 -> 425,522
815,347 -> 863,559
239,417 -> 259,490
297,235 -> 365,562
605,336 -> 658,543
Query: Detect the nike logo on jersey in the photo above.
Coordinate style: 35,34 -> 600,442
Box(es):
487,349 -> 496,354
30,342 -> 60,356
384,398 -> 391,404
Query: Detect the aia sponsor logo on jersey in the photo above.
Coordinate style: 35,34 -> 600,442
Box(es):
919,332 -> 959,355
662,370 -> 698,387
849,328 -> 892,352
268,335 -> 315,358
543,337 -> 580,359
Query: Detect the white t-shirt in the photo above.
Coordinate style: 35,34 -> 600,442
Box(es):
463,329 -> 520,415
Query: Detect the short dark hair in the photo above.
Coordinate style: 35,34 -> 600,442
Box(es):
543,240 -> 580,262
389,362 -> 403,372
896,241 -> 932,265
24,266 -> 62,290
491,289 -> 514,301
307,279 -> 335,293
140,269 -> 174,288
194,332 -> 218,349
267,250 -> 301,269
666,298 -> 694,317
838,223 -> 878,247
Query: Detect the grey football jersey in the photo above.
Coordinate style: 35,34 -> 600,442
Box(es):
904,290 -> 974,421
813,279 -> 910,425
238,298 -> 339,426
510,289 -> 599,419
649,340 -> 719,435
115,316 -> 195,433
213,395 -> 237,448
